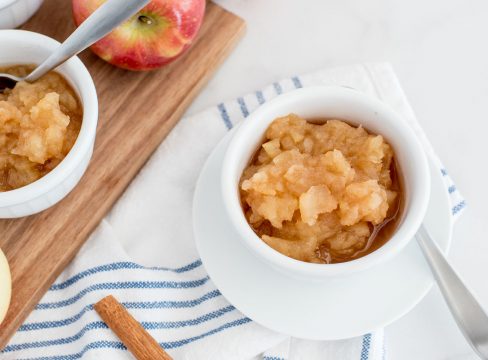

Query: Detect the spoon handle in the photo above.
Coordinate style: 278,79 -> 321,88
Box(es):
25,0 -> 151,82
416,224 -> 488,359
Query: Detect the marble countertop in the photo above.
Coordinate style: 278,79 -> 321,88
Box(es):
181,0 -> 487,359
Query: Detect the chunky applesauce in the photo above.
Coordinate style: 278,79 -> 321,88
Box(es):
0,65 -> 82,191
240,114 -> 402,264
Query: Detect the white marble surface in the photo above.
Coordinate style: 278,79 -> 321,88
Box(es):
178,0 -> 487,359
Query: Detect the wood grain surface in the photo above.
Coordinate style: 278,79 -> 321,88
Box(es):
0,0 -> 245,349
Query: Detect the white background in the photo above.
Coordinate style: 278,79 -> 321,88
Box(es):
183,0 -> 488,359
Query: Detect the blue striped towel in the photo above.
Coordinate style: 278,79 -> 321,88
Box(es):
1,63 -> 465,360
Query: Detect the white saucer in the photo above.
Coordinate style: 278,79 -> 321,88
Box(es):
193,130 -> 453,340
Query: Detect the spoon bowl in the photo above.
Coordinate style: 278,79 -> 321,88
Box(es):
0,73 -> 18,92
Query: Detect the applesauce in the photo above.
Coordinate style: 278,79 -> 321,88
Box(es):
0,65 -> 82,191
239,114 -> 402,264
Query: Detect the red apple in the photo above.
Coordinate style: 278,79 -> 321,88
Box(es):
72,0 -> 206,71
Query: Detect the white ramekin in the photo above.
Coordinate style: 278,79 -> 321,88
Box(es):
221,86 -> 431,280
0,30 -> 98,218
0,0 -> 43,29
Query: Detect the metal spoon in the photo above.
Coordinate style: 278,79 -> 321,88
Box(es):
0,0 -> 151,92
416,224 -> 488,359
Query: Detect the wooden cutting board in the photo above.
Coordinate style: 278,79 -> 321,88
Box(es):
0,0 -> 245,349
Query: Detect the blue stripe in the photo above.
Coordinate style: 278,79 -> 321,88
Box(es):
441,168 -> 448,176
448,185 -> 456,194
50,260 -> 202,291
452,200 -> 466,215
273,82 -> 283,95
360,333 -> 372,360
22,304 -> 95,331
122,289 -> 221,309
142,305 -> 235,329
23,290 -> 222,331
5,323 -> 108,352
217,103 -> 232,129
16,341 -> 126,360
256,90 -> 265,105
15,318 -> 251,359
6,306 -> 236,352
19,340 -> 127,360
161,317 -> 252,349
291,76 -> 303,88
36,277 -> 210,310
237,97 -> 249,118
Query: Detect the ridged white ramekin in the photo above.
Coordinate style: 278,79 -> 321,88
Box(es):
0,30 -> 98,218
221,86 -> 431,280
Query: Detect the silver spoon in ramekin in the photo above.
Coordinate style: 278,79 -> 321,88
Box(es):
371,198 -> 488,358
0,0 -> 151,92
416,225 -> 488,359
327,203 -> 488,358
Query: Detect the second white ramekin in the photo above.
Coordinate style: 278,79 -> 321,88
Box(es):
0,30 -> 98,218
221,86 -> 431,280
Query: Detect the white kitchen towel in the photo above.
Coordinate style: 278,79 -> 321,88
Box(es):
1,63 -> 465,360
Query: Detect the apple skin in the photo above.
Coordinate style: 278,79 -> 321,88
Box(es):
72,0 -> 206,71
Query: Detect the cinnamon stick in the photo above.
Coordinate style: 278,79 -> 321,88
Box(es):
94,295 -> 173,360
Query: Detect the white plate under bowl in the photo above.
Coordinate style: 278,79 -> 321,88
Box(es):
193,129 -> 452,341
